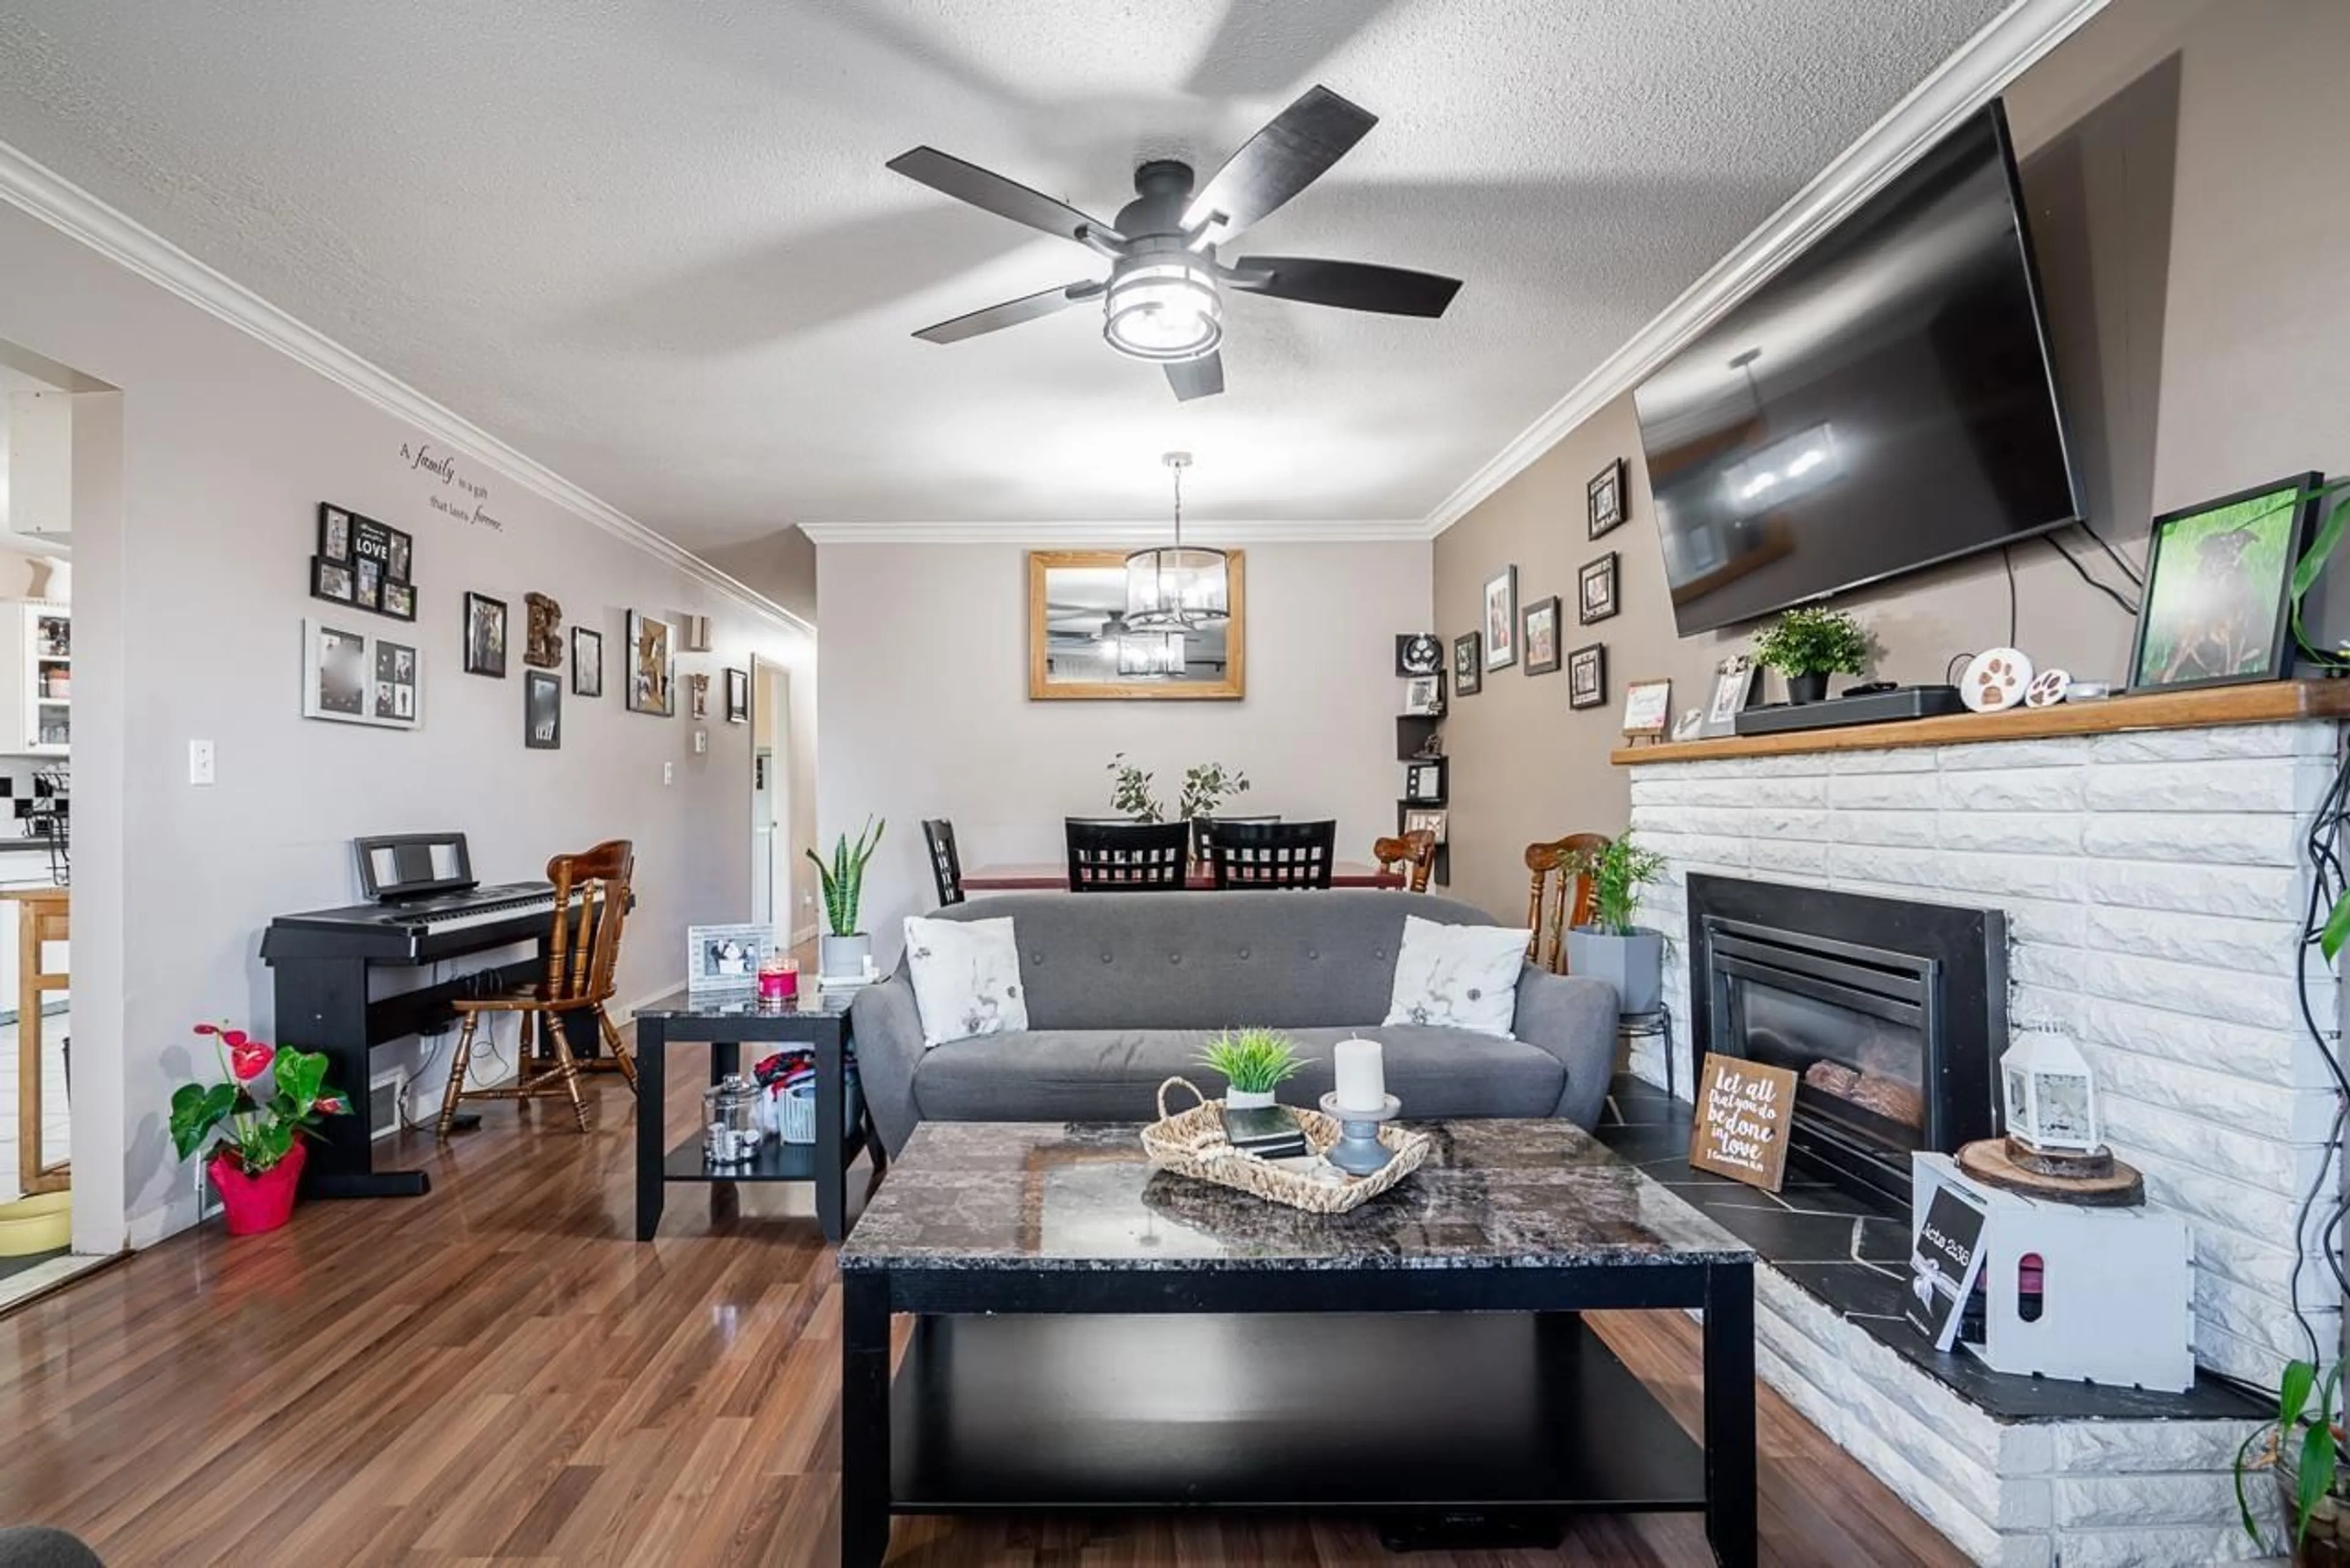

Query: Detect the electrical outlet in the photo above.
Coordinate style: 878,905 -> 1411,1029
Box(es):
663,761 -> 674,786
188,739 -> 215,786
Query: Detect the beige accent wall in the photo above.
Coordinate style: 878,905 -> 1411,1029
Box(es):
1432,0 -> 2350,920
817,539 -> 1431,960
0,197 -> 816,1249
703,526 -> 819,627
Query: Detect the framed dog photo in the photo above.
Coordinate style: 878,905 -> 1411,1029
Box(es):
1452,632 -> 1483,696
1703,654 -> 1760,736
1567,643 -> 1607,710
2125,472 -> 2321,693
1588,458 -> 1626,539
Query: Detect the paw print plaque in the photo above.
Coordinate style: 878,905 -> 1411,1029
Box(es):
1960,646 -> 2034,713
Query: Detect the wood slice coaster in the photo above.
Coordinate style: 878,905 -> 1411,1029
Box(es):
1956,1138 -> 2145,1206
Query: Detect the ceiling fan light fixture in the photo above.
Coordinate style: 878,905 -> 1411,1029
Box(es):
1102,257 -> 1223,362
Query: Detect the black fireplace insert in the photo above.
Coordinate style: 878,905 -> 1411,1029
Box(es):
1687,875 -> 2005,1209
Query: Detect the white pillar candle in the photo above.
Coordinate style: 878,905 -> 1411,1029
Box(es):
1332,1037 -> 1386,1113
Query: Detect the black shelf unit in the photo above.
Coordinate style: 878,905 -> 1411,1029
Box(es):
1393,711 -> 1449,887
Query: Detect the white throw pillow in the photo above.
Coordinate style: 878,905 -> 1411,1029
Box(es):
903,915 -> 1030,1048
1382,914 -> 1527,1038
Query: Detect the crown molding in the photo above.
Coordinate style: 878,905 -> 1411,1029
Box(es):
0,140 -> 813,637
797,518 -> 1430,546
1421,0 -> 2109,538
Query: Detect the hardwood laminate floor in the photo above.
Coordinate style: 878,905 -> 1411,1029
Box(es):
0,1069 -> 1965,1566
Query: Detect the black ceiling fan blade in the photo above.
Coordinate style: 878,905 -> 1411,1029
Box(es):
887,147 -> 1120,245
912,281 -> 1102,344
1165,352 -> 1226,401
1227,255 -> 1461,316
1181,84 -> 1377,245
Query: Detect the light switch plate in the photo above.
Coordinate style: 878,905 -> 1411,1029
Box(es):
188,739 -> 215,786
663,761 -> 674,786
693,730 -> 708,755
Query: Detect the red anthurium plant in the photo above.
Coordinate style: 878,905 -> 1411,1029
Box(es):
170,1023 -> 348,1177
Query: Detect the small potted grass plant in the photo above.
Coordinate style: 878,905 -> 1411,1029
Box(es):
1199,1026 -> 1305,1110
2237,1357 -> 2350,1565
1564,835 -> 1671,1015
807,816 -> 884,979
1754,605 -> 1868,704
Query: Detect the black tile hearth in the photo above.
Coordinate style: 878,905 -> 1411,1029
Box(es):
1598,1075 -> 2262,1425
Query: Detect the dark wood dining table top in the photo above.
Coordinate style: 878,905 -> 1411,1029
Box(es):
960,861 -> 1403,891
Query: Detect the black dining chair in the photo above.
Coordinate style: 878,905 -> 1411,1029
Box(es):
1065,820 -> 1192,891
922,818 -> 965,906
1201,819 -> 1337,889
1192,813 -> 1280,863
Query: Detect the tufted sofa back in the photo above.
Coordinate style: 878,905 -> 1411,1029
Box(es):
904,890 -> 1507,1031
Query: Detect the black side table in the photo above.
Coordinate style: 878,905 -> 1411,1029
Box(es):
632,987 -> 883,1244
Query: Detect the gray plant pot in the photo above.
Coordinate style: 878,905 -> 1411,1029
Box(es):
1565,925 -> 1665,1015
819,933 -> 871,980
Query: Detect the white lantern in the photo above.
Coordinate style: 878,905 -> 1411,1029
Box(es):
2000,1031 -> 2101,1155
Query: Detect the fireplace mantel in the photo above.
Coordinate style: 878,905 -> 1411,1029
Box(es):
1610,678 -> 2350,766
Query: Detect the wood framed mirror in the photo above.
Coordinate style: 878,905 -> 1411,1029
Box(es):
1027,550 -> 1246,701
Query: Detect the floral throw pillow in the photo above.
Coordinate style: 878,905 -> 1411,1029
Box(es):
903,915 -> 1029,1049
1381,914 -> 1527,1038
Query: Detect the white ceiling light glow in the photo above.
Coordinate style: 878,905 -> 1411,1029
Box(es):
1102,258 -> 1223,364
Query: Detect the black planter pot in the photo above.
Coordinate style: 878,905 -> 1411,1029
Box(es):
1787,671 -> 1830,705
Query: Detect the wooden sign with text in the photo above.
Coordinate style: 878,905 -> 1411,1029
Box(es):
1689,1054 -> 1798,1192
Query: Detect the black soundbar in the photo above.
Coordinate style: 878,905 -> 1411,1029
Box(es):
1733,684 -> 1968,737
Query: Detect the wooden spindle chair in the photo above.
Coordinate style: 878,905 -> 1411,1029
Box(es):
436,839 -> 638,1136
1372,829 -> 1438,893
1202,819 -> 1336,888
922,818 -> 966,906
1065,819 -> 1192,890
1526,833 -> 1611,973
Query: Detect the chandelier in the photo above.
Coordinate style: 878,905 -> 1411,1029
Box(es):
1125,452 -> 1229,630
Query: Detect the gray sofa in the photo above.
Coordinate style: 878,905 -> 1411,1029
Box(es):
849,890 -> 1618,1157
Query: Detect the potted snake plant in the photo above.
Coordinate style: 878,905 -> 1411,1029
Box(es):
807,817 -> 884,979
1563,835 -> 1670,1015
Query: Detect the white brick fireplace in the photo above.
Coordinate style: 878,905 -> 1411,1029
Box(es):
1622,714 -> 2344,1564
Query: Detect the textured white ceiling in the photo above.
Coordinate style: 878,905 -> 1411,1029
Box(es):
0,0 -> 2003,548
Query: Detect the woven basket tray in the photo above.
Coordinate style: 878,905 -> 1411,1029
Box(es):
1139,1077 -> 1430,1215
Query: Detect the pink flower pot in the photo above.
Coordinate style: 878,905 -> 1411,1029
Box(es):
208,1140 -> 307,1236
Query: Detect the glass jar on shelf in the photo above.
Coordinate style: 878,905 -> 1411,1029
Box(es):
702,1074 -> 764,1165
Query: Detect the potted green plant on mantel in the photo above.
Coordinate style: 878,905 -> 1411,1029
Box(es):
1754,605 -> 1869,704
807,816 -> 884,979
1198,1026 -> 1305,1110
1565,835 -> 1671,1015
2236,1356 -> 2350,1565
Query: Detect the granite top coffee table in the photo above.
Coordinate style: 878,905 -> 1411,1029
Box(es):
838,1118 -> 1756,1567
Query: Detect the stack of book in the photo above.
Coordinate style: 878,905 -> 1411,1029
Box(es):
1222,1105 -> 1309,1160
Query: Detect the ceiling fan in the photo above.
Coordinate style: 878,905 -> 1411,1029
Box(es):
886,84 -> 1463,401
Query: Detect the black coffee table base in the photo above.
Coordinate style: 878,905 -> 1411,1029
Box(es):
842,1263 -> 1755,1566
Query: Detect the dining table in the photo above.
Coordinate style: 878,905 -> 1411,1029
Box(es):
961,861 -> 1403,892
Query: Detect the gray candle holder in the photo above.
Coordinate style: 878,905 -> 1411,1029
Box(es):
1318,1092 -> 1402,1177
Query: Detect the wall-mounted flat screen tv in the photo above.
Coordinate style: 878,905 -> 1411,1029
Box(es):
1633,101 -> 2080,635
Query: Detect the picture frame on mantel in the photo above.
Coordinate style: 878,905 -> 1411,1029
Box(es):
1027,549 -> 1247,701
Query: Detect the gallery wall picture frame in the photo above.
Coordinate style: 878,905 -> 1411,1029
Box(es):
1396,632 -> 1444,678
1703,654 -> 1760,736
1482,566 -> 1519,670
379,580 -> 416,621
1403,673 -> 1444,715
2124,471 -> 2321,693
627,608 -> 676,715
1452,631 -> 1483,696
1567,643 -> 1607,710
1404,760 -> 1446,804
354,554 -> 384,612
386,526 -> 414,586
1588,458 -> 1627,539
311,556 -> 354,605
1401,807 -> 1448,845
725,667 -> 750,723
300,617 -> 421,731
1523,595 -> 1562,676
523,592 -> 564,670
318,503 -> 352,564
524,669 -> 562,750
463,591 -> 509,678
688,671 -> 711,721
572,627 -> 603,697
1579,551 -> 1620,624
